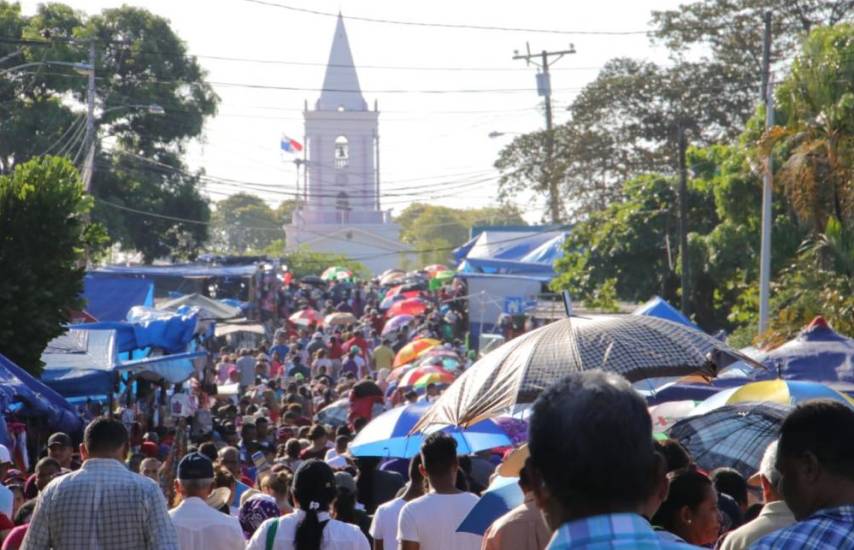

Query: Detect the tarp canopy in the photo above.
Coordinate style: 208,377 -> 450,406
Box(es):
633,296 -> 700,331
41,327 -> 202,398
96,263 -> 257,278
455,230 -> 567,277
83,275 -> 154,322
0,354 -> 83,441
215,323 -> 266,337
70,306 -> 198,354
157,293 -> 241,320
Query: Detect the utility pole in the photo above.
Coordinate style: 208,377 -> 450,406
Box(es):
677,123 -> 690,316
513,43 -> 575,224
81,40 -> 96,192
758,11 -> 774,334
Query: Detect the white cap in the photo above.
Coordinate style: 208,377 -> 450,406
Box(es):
0,444 -> 11,465
0,485 -> 12,518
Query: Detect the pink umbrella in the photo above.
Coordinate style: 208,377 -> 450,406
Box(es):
382,314 -> 415,335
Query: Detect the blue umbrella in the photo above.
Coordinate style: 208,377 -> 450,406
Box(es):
457,475 -> 524,535
350,401 -> 511,458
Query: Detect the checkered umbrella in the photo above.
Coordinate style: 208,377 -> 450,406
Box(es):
414,315 -> 762,429
668,402 -> 790,478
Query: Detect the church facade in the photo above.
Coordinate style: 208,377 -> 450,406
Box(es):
284,14 -> 412,275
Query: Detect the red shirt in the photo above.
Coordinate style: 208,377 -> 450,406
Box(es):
342,337 -> 369,358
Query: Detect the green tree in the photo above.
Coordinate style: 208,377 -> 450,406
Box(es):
0,156 -> 102,375
0,2 -> 218,260
210,193 -> 281,254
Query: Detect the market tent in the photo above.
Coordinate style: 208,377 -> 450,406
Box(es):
82,274 -> 154,322
0,354 -> 83,441
70,306 -> 198,355
157,293 -> 241,320
95,263 -> 257,278
633,296 -> 700,331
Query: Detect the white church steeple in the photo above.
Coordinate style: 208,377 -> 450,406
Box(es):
316,14 -> 367,112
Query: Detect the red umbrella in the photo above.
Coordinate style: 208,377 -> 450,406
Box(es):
387,297 -> 430,318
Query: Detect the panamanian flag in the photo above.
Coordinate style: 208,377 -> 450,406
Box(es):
280,135 -> 303,153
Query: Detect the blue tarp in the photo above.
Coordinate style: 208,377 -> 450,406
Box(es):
455,230 -> 567,277
0,354 -> 83,444
83,275 -> 154,322
70,307 -> 198,354
95,263 -> 257,278
633,296 -> 700,331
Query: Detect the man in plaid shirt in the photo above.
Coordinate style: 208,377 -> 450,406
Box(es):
21,417 -> 179,550
752,400 -> 854,550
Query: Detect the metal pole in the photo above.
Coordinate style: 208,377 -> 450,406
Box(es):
758,12 -> 773,334
541,51 -> 559,224
678,124 -> 689,316
82,40 -> 96,192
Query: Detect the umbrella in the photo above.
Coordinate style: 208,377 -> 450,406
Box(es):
324,312 -> 357,327
416,349 -> 463,371
649,400 -> 698,434
379,268 -> 404,280
350,401 -> 511,458
457,475 -> 524,536
415,315 -> 762,429
690,379 -> 854,417
300,275 -> 324,286
382,314 -> 414,336
315,398 -> 385,428
321,266 -> 353,282
399,366 -> 455,388
380,291 -> 422,311
393,338 -> 441,368
429,270 -> 456,290
387,297 -> 430,318
668,402 -> 790,478
289,308 -> 322,327
424,263 -> 449,274
380,272 -> 406,287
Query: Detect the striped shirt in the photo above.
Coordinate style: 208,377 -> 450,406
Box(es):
547,513 -> 700,550
750,505 -> 854,550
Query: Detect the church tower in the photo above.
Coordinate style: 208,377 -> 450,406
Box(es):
302,14 -> 382,225
285,14 -> 412,274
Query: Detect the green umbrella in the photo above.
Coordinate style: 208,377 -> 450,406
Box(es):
429,270 -> 456,290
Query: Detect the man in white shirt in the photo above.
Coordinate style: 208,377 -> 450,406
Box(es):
236,349 -> 257,391
169,452 -> 244,550
399,433 -> 481,550
370,455 -> 425,550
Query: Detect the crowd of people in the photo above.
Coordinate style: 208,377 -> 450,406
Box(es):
0,270 -> 852,549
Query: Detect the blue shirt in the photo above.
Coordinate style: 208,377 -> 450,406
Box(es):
547,513 -> 700,550
750,505 -> 854,550
269,344 -> 290,360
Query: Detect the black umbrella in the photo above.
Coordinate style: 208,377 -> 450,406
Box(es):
300,275 -> 324,286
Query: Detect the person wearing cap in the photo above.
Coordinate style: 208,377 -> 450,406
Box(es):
169,452 -> 244,550
718,441 -> 794,550
21,417 -> 178,550
46,433 -> 77,471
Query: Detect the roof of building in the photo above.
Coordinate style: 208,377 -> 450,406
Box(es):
317,14 -> 367,112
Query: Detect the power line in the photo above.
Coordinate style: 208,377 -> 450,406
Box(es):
239,0 -> 649,36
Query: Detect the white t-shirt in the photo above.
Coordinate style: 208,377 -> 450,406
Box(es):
247,510 -> 370,550
370,497 -> 406,548
398,492 -> 482,550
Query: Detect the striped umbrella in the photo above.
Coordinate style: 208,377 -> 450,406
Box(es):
324,312 -> 357,327
415,315 -> 762,429
289,308 -> 322,327
690,379 -> 854,417
350,401 -> 510,458
321,266 -> 353,281
669,402 -> 790,478
399,365 -> 455,388
393,338 -> 440,368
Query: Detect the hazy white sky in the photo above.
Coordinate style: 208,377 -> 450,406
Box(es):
20,0 -> 684,221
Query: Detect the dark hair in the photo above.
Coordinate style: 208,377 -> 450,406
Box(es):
651,468 -> 713,531
213,466 -> 235,489
529,371 -> 656,512
308,425 -> 327,441
354,457 -> 379,514
778,400 -> 854,479
14,499 -> 37,525
654,439 -> 693,472
420,432 -> 457,477
408,454 -> 423,485
199,442 -> 218,463
84,417 -> 129,455
711,467 -> 748,506
35,456 -> 61,472
293,460 -> 337,550
333,486 -> 357,524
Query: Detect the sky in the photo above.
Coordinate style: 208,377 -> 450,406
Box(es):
19,0 -> 685,221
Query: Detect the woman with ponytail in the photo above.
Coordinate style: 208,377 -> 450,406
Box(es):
247,459 -> 369,550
